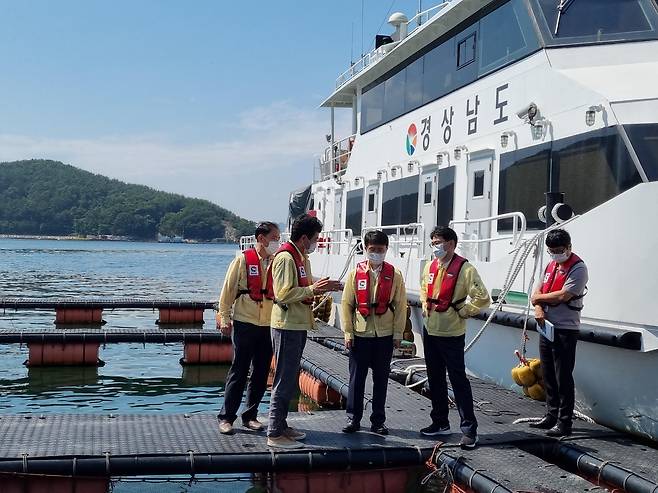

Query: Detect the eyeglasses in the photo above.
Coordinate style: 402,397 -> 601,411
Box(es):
547,248 -> 567,255
429,241 -> 445,248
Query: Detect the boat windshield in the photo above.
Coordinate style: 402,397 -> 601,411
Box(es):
531,0 -> 658,45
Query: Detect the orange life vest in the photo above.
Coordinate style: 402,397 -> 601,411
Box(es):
275,242 -> 313,306
427,255 -> 468,312
540,253 -> 585,311
238,248 -> 274,302
354,260 -> 395,317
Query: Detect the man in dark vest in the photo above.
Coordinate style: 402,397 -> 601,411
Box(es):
531,228 -> 588,437
420,226 -> 490,449
217,221 -> 280,435
340,230 -> 407,435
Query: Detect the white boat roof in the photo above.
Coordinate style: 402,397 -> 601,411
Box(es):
321,0 -> 492,108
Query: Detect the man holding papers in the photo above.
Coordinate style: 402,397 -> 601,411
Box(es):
531,229 -> 588,437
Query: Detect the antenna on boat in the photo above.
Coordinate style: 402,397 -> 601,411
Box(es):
418,0 -> 423,26
361,0 -> 365,57
351,21 -> 354,65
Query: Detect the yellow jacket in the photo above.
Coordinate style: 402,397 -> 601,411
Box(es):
270,243 -> 316,330
420,257 -> 490,337
218,251 -> 273,327
341,263 -> 407,340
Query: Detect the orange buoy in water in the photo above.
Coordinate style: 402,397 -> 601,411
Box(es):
55,308 -> 103,324
275,468 -> 409,493
26,342 -> 101,367
158,308 -> 204,324
181,342 -> 232,364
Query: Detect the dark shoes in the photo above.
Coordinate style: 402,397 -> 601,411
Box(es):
546,422 -> 572,437
529,415 -> 557,430
459,434 -> 479,449
370,424 -> 389,435
342,420 -> 361,433
420,423 -> 451,436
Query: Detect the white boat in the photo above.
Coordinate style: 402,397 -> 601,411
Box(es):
254,0 -> 658,441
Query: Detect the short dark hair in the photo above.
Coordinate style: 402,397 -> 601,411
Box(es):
430,226 -> 458,245
363,230 -> 389,248
290,214 -> 323,242
546,229 -> 571,249
255,221 -> 279,239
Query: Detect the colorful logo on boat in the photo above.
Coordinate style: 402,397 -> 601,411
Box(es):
406,123 -> 417,156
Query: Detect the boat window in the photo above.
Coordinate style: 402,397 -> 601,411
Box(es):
625,123 -> 658,181
405,57 -> 424,113
422,39 -> 455,104
437,167 -> 455,226
382,176 -> 419,226
367,191 -> 376,212
423,180 -> 432,204
457,33 -> 477,68
473,171 -> 485,198
531,0 -> 658,44
345,189 -> 364,236
498,127 -> 643,231
384,69 -> 406,122
361,83 -> 385,132
479,0 -> 541,75
498,145 -> 550,231
555,127 -> 642,216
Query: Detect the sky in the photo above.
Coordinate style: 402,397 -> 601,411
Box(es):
0,0 -> 425,222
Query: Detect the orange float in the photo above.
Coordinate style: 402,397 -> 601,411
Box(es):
275,468 -> 408,493
158,308 -> 204,324
26,343 -> 101,367
298,371 -> 341,406
181,341 -> 233,364
55,308 -> 103,324
0,475 -> 108,493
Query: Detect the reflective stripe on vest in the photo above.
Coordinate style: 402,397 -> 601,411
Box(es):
241,248 -> 274,302
355,260 -> 395,317
274,242 -> 313,305
427,255 -> 468,312
540,253 -> 585,311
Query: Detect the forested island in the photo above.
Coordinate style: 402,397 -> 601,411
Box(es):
0,160 -> 254,241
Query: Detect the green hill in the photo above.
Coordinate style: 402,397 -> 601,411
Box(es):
0,159 -> 254,241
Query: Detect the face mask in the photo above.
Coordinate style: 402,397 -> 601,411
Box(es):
433,244 -> 447,259
306,239 -> 317,254
265,240 -> 280,256
550,252 -> 569,263
367,252 -> 386,265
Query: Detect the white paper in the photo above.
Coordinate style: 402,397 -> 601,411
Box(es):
538,319 -> 555,342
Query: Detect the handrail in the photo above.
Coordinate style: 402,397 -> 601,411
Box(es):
316,134 -> 356,182
362,223 -> 425,258
334,1 -> 452,89
316,229 -> 353,256
239,235 -> 255,251
450,212 -> 527,253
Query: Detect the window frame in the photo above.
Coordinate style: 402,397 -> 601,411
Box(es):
457,32 -> 477,69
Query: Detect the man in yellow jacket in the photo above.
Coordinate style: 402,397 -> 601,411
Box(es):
341,230 -> 407,435
267,214 -> 342,449
217,221 -> 280,435
420,226 -> 490,449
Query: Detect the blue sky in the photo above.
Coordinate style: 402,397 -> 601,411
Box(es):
0,0 -> 423,222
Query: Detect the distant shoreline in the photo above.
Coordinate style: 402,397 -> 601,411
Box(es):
0,234 -> 237,244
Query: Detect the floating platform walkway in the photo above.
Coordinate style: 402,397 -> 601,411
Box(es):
1,323 -> 657,493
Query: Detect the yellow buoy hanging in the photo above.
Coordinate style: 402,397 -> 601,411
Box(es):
527,382 -> 546,401
512,364 -> 536,387
528,358 -> 542,379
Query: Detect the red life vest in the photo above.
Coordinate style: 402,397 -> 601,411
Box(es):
540,253 -> 585,311
354,260 -> 395,317
239,248 -> 274,302
427,255 -> 468,312
275,242 -> 313,306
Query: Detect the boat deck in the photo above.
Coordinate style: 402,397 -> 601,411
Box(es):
0,323 -> 656,492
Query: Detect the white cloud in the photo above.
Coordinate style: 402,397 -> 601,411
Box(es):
0,102 -> 352,221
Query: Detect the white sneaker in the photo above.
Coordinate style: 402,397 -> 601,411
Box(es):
267,435 -> 304,449
218,420 -> 234,435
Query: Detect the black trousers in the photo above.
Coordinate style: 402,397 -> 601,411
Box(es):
346,335 -> 394,426
539,328 -> 578,426
423,330 -> 478,437
218,320 -> 273,424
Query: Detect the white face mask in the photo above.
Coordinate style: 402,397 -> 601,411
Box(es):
306,240 -> 317,254
366,252 -> 386,265
433,244 -> 447,259
265,240 -> 280,256
550,252 -> 569,263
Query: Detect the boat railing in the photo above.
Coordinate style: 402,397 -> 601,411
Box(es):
239,235 -> 256,251
334,1 -> 452,89
315,135 -> 356,182
363,223 -> 425,258
316,229 -> 353,256
449,212 -> 527,260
